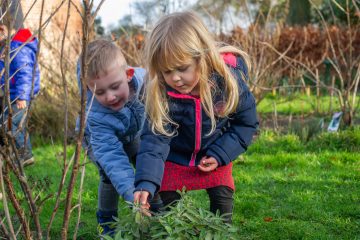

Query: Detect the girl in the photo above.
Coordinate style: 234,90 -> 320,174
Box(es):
134,11 -> 258,223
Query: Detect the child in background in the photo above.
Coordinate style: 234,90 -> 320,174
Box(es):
134,11 -> 258,223
0,24 -> 40,166
76,39 -> 146,237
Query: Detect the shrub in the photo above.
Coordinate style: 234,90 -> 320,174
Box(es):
289,117 -> 325,142
247,131 -> 305,154
306,126 -> 360,152
108,192 -> 239,240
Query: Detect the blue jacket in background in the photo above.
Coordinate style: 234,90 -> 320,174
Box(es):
0,29 -> 40,101
135,55 -> 259,197
76,65 -> 146,202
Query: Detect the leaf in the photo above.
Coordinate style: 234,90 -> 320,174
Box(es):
264,217 -> 273,222
151,231 -> 169,239
101,235 -> 114,240
227,226 -> 239,233
135,211 -> 142,224
164,225 -> 173,234
113,230 -> 122,240
205,232 -> 213,240
183,213 -> 197,222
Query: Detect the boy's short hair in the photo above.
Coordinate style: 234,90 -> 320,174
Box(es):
84,39 -> 127,81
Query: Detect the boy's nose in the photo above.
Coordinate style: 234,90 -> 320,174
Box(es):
106,93 -> 116,102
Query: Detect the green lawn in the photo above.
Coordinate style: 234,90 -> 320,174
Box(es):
2,128 -> 360,239
257,94 -> 359,116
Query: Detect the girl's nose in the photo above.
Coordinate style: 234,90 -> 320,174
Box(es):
171,73 -> 181,82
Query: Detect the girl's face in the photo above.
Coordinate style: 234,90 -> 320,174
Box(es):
161,59 -> 200,95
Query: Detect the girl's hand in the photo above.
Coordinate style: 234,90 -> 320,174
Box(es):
134,190 -> 151,216
198,156 -> 218,172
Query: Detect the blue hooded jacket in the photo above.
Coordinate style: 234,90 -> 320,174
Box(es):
0,29 -> 40,101
135,54 -> 259,197
76,65 -> 146,202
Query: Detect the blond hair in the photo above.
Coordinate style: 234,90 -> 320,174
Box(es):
84,39 -> 127,81
143,11 -> 250,136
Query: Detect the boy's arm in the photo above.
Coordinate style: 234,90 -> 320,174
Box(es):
88,115 -> 135,202
134,119 -> 172,198
11,45 -> 37,101
206,59 -> 258,166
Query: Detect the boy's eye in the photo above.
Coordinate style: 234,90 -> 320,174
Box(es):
95,90 -> 104,96
111,83 -> 120,90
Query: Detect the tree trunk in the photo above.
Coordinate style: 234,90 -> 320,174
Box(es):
287,0 -> 311,26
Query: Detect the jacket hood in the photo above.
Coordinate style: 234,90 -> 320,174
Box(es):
12,29 -> 38,53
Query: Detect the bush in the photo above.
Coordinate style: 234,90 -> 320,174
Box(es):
306,126 -> 360,152
108,192 -> 239,240
289,117 -> 324,142
247,131 -> 305,154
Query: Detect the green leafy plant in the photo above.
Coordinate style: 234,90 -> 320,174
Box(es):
289,117 -> 324,142
107,191 -> 239,240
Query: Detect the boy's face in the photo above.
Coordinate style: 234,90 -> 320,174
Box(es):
88,63 -> 134,111
0,25 -> 8,44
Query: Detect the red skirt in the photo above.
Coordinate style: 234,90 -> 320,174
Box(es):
159,161 -> 235,192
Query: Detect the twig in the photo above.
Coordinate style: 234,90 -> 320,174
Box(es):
72,155 -> 87,240
0,158 -> 16,240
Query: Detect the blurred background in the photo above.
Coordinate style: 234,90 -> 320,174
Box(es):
3,0 -> 359,144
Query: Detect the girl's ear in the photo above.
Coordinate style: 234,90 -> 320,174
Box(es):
126,68 -> 134,81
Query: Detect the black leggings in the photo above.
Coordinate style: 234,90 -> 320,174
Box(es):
159,185 -> 234,223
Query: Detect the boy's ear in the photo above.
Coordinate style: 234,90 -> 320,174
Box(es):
126,68 -> 134,81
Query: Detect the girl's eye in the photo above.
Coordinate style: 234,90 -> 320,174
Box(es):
163,70 -> 172,75
177,66 -> 189,72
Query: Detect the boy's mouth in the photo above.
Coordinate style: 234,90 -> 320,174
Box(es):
109,99 -> 123,109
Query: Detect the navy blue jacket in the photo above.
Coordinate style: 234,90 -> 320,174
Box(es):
135,54 -> 259,197
0,29 -> 40,101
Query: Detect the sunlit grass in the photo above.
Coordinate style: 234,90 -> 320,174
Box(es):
2,129 -> 360,239
257,93 -> 359,116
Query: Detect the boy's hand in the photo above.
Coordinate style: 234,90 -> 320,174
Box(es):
16,100 -> 27,109
134,190 -> 151,216
198,156 -> 218,172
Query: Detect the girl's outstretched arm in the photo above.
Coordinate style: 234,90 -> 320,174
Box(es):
134,119 -> 173,197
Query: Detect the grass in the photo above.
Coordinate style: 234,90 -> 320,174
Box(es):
2,128 -> 360,239
257,93 -> 359,116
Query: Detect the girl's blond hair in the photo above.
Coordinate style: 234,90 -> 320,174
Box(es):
143,11 -> 250,136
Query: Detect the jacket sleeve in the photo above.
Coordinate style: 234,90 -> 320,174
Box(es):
206,57 -> 258,166
11,45 -> 37,101
134,119 -> 172,197
88,115 -> 135,202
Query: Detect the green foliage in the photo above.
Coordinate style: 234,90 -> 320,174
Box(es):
241,133 -> 360,240
30,92 -> 78,142
257,94 -> 343,115
247,131 -> 304,154
306,126 -> 360,152
249,127 -> 360,154
4,128 -> 360,239
312,0 -> 360,25
287,0 -> 311,25
289,117 -> 324,142
110,192 -> 239,240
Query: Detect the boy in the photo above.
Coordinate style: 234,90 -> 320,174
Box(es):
76,39 -> 146,237
0,24 -> 40,166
